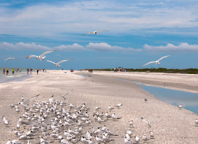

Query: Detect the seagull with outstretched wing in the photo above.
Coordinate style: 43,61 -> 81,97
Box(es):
141,116 -> 160,128
26,50 -> 57,61
141,55 -> 170,67
82,30 -> 109,36
4,57 -> 17,62
46,58 -> 73,67
61,89 -> 73,100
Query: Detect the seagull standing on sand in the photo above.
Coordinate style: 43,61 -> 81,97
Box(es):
2,116 -> 9,125
141,55 -> 170,67
115,103 -> 122,109
4,57 -> 17,62
46,58 -> 73,67
26,50 -> 57,61
129,120 -> 134,128
142,134 -> 148,141
82,30 -> 109,36
195,119 -> 198,126
178,104 -> 183,109
150,130 -> 155,139
108,105 -> 114,112
135,135 -> 140,143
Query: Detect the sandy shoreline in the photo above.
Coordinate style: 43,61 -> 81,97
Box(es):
84,71 -> 198,93
0,70 -> 198,144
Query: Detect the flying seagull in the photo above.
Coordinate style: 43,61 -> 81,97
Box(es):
141,55 -> 170,67
141,116 -> 160,128
4,57 -> 17,62
82,30 -> 109,36
26,50 -> 57,61
46,58 -> 73,67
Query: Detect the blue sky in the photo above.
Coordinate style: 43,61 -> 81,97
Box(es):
0,0 -> 198,70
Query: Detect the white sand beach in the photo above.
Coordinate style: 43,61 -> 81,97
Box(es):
0,70 -> 198,144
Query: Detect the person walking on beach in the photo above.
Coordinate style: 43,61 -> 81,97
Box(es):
27,68 -> 29,75
3,68 -> 5,74
6,69 -> 9,75
37,69 -> 39,75
12,68 -> 14,74
30,68 -> 33,74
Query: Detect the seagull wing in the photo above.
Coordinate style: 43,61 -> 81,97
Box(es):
141,61 -> 156,67
46,60 -> 56,64
96,30 -> 109,32
24,94 -> 40,105
4,58 -> 9,62
82,32 -> 94,36
150,116 -> 160,124
26,55 -> 38,58
57,58 -> 73,64
157,55 -> 170,62
61,89 -> 73,100
4,57 -> 16,62
40,50 -> 57,57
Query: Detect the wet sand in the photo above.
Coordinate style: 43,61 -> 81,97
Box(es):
0,70 -> 198,144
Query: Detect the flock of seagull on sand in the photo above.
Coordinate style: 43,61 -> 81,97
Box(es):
4,89 -> 198,144
2,89 -> 168,144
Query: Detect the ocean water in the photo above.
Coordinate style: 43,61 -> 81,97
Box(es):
0,67 -> 32,83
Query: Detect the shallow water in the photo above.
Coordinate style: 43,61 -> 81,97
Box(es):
110,77 -> 198,114
81,74 -> 92,77
0,67 -> 33,83
141,85 -> 198,114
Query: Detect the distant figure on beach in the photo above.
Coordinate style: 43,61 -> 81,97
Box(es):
3,68 -> 5,74
27,68 -> 29,75
43,68 -> 45,72
30,68 -> 33,74
12,68 -> 14,74
6,69 -> 9,75
37,69 -> 39,75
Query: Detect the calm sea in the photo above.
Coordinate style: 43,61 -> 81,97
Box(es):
0,67 -> 33,83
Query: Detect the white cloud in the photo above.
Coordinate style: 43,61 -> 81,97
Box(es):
0,42 -> 52,51
0,42 -> 142,53
86,42 -> 142,52
55,43 -> 85,52
144,43 -> 198,53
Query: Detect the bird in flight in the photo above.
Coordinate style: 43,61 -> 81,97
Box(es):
141,116 -> 160,128
82,30 -> 109,36
46,58 -> 73,67
4,57 -> 17,62
141,55 -> 170,67
26,50 -> 57,61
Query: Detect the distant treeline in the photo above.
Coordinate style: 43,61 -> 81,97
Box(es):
84,68 -> 198,74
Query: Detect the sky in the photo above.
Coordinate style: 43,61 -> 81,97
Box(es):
0,0 -> 198,70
